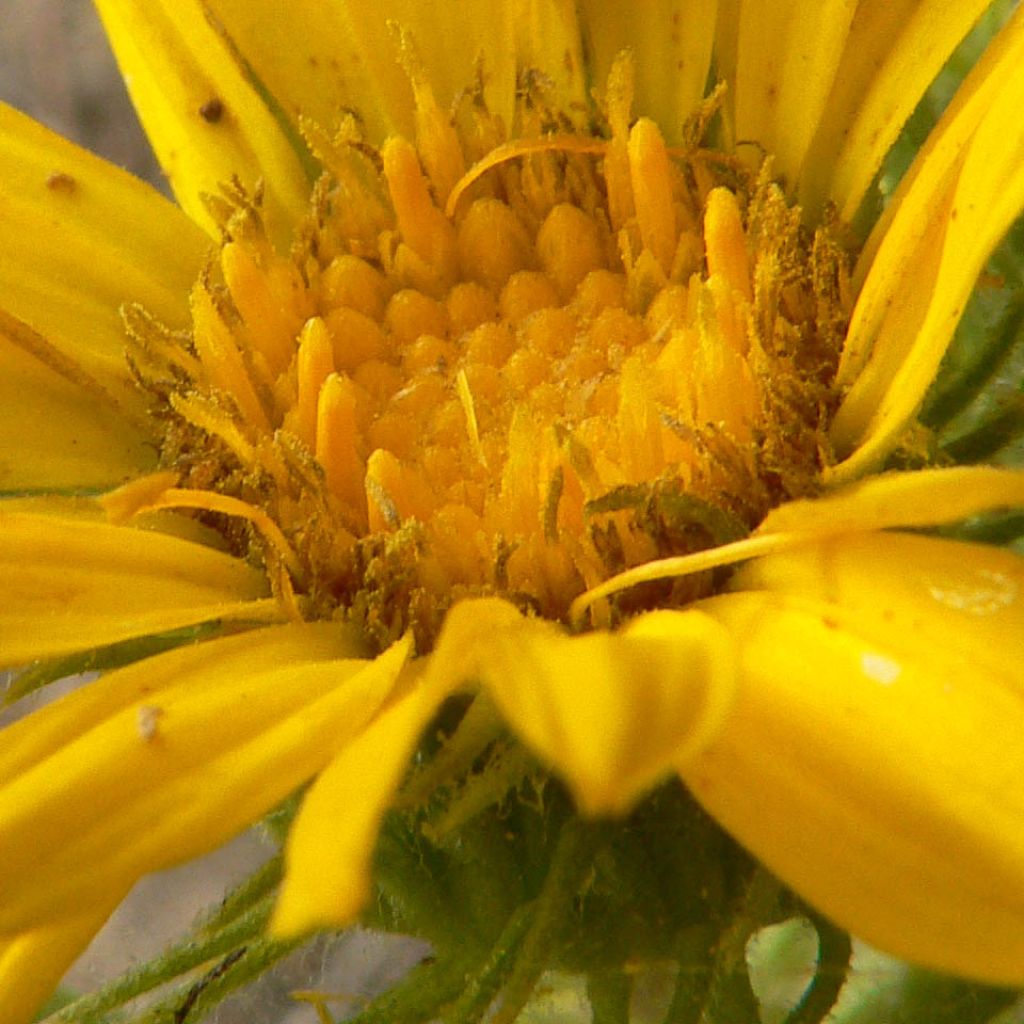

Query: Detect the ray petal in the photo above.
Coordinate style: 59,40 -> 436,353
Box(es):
685,572 -> 1024,985
730,0 -> 857,187
0,621 -> 363,784
271,653 -> 437,936
0,895 -> 124,1024
829,7 -> 1024,480
472,609 -> 737,816
93,0 -> 311,241
578,0 -> 717,144
0,509 -> 278,667
0,636 -> 410,935
271,597 -> 525,935
730,531 -> 1024,680
0,319 -> 154,493
760,466 -> 1024,536
0,101 -> 204,387
798,0 -> 993,220
207,0 -> 539,146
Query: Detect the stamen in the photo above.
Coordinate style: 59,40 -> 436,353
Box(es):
190,282 -> 271,432
628,118 -> 677,275
704,187 -> 753,302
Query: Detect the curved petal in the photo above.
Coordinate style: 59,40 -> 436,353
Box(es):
271,646 -> 434,936
0,320 -> 154,492
271,596 -> 527,936
0,101 -> 204,387
571,467 -> 1024,620
578,0 -> 717,144
829,6 -> 1024,481
0,635 -> 409,936
473,609 -> 737,816
0,895 -> 124,1024
93,0 -> 311,242
760,466 -> 1024,536
0,508 -> 278,667
730,531 -> 1024,681
798,0 -> 993,221
685,575 -> 1024,985
729,0 -> 857,187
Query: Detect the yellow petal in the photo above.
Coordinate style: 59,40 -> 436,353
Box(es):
0,318 -> 154,492
730,0 -> 857,187
761,465 -> 1024,536
0,896 -> 123,1024
271,597 -> 523,935
0,509 -> 278,667
271,650 -> 434,936
0,101 -> 204,388
472,608 -> 737,816
200,0 -> 400,143
578,0 -> 717,144
93,0 -> 310,242
512,0 -> 588,118
731,531 -> 1024,682
798,0 -> 993,220
685,586 -> 1024,984
829,6 -> 1024,480
0,636 -> 410,935
0,621 -> 363,784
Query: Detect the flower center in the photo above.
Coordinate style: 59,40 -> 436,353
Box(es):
124,63 -> 850,649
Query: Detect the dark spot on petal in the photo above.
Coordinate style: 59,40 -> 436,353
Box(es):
200,97 -> 224,123
46,171 -> 77,193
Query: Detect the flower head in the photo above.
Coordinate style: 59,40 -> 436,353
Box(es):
2,2 -> 1024,1020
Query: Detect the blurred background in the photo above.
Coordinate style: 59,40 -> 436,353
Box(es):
0,0 -> 162,185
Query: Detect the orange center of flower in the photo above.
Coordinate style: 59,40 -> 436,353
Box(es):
125,64 -> 850,648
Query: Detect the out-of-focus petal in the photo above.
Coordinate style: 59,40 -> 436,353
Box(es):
0,635 -> 410,935
685,580 -> 1024,984
0,895 -> 124,1024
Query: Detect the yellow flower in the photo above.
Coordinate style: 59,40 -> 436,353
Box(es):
2,1 -> 1024,1019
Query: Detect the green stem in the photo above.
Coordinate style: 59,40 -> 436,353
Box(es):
43,894 -> 275,1024
442,903 -> 537,1024
694,866 -> 788,1024
128,931 -> 308,1023
588,969 -> 633,1024
339,953 -> 478,1024
785,911 -> 852,1024
489,817 -> 610,1024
